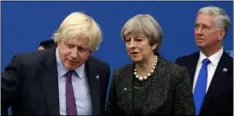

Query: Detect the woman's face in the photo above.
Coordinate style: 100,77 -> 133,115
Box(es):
124,33 -> 156,62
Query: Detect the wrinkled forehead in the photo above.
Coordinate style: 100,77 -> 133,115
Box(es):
196,14 -> 215,25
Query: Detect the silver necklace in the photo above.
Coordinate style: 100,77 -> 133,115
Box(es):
134,55 -> 158,81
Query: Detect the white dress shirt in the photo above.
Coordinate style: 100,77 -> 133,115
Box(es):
55,47 -> 93,115
193,47 -> 223,93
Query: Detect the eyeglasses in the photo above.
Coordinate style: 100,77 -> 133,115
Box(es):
194,24 -> 218,33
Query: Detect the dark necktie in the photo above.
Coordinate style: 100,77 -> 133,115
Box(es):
66,70 -> 77,115
194,58 -> 210,115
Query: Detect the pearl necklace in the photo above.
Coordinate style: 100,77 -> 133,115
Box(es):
134,55 -> 158,81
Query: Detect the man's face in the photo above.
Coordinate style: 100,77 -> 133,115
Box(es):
57,36 -> 92,70
194,14 -> 224,49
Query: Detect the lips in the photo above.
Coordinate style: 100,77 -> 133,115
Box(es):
68,60 -> 80,64
196,39 -> 205,42
130,52 -> 138,54
196,37 -> 205,41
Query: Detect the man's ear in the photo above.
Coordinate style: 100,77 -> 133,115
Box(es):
218,30 -> 226,41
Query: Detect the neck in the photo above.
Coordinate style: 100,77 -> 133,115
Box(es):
135,54 -> 156,76
200,44 -> 222,57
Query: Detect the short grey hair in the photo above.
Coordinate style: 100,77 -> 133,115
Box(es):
198,6 -> 230,34
52,12 -> 102,51
121,14 -> 163,52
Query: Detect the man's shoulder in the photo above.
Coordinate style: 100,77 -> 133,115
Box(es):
221,51 -> 233,69
113,63 -> 133,76
87,56 -> 110,67
177,52 -> 199,61
222,51 -> 233,61
175,52 -> 199,64
15,50 -> 45,58
13,49 -> 54,64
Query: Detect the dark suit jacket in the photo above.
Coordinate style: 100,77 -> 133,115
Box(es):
106,56 -> 195,115
1,48 -> 110,115
176,51 -> 233,116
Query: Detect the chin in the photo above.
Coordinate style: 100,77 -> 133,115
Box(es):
65,64 -> 79,70
197,44 -> 206,49
197,43 -> 205,48
131,57 -> 142,62
66,67 -> 76,70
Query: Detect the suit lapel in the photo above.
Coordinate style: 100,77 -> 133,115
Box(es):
200,52 -> 230,114
188,53 -> 199,85
39,49 -> 60,115
121,64 -> 134,115
85,57 -> 100,115
142,57 -> 167,115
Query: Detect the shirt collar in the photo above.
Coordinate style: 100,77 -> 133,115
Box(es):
199,47 -> 223,66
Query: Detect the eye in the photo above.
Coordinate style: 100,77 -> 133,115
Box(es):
195,24 -> 200,29
135,37 -> 143,42
77,46 -> 90,52
67,44 -> 74,48
78,46 -> 84,51
202,25 -> 211,31
125,38 -> 131,43
135,39 -> 142,42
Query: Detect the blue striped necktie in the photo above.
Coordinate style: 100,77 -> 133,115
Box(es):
194,58 -> 210,115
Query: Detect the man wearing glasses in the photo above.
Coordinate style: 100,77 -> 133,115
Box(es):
176,6 -> 233,116
2,12 -> 110,116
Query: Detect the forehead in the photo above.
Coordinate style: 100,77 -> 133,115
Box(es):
125,32 -> 146,38
64,36 -> 90,46
196,14 -> 214,26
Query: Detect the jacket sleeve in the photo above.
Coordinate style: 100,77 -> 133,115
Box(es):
1,55 -> 24,116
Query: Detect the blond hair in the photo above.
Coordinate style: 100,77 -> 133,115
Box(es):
52,12 -> 102,51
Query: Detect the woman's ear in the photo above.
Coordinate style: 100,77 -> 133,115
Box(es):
152,43 -> 158,50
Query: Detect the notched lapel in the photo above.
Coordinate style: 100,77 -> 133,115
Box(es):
85,59 -> 101,115
118,64 -> 134,115
201,53 -> 230,113
188,53 -> 199,85
39,51 -> 60,115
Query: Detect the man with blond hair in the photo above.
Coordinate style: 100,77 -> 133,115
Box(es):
176,6 -> 232,116
2,12 -> 110,115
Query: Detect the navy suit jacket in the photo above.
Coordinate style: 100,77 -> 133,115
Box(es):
176,51 -> 233,116
1,48 -> 110,115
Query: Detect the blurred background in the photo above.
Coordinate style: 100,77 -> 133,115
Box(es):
1,1 -> 233,72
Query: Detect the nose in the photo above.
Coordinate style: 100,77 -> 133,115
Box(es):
128,40 -> 136,48
70,48 -> 78,59
195,27 -> 203,35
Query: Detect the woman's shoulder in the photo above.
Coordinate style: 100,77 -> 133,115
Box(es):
159,56 -> 187,71
113,63 -> 133,75
159,57 -> 190,87
158,56 -> 189,81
